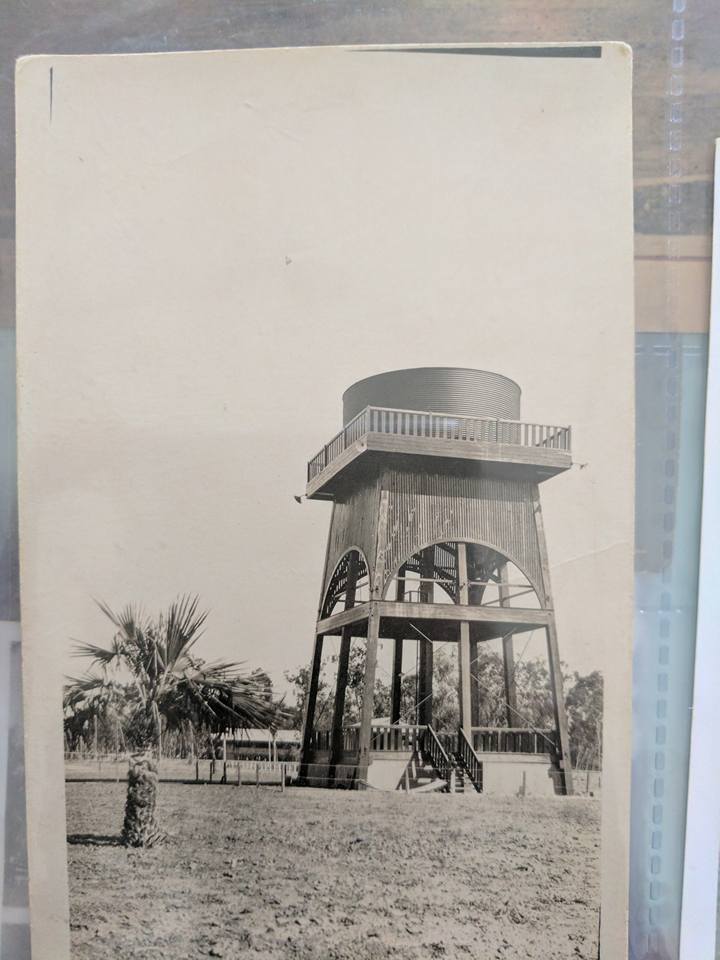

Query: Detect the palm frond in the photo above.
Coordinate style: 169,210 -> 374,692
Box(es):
63,673 -> 131,710
71,639 -> 123,666
163,594 -> 209,669
95,599 -> 146,641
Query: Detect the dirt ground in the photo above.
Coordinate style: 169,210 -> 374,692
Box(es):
66,781 -> 600,960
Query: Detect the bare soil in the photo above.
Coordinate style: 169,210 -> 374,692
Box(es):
67,781 -> 600,960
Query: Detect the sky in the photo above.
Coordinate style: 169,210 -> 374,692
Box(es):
16,45 -> 634,699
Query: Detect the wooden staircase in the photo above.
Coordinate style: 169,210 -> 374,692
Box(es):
454,727 -> 483,793
419,725 -> 483,794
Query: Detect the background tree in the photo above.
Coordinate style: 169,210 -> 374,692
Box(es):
66,595 -> 279,846
284,643 -> 604,769
565,670 -> 603,768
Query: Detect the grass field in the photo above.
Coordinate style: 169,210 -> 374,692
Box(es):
67,780 -> 600,959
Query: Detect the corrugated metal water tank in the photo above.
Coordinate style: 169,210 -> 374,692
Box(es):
342,367 -> 521,425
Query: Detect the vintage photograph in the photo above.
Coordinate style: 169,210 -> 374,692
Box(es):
15,44 -> 634,959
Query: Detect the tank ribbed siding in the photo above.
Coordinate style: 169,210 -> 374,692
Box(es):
342,367 -> 521,425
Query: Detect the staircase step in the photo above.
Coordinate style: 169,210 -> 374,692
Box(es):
411,778 -> 449,793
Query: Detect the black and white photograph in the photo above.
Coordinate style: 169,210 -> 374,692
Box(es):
15,44 -> 634,959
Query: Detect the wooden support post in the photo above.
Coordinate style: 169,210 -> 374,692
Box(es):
357,602 -> 380,787
390,565 -> 406,724
329,629 -> 351,777
467,546 -> 483,729
418,549 -> 434,725
256,762 -> 260,790
545,618 -> 574,795
458,622 -> 472,731
457,542 -> 472,731
329,552 -> 359,780
298,633 -> 325,782
502,633 -> 517,728
470,633 -> 480,728
357,488 -> 389,788
390,636 -> 403,724
533,493 -> 574,795
281,762 -> 286,793
237,762 -> 241,786
498,564 -> 518,728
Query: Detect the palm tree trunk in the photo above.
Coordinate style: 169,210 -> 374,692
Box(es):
122,754 -> 161,847
122,706 -> 163,848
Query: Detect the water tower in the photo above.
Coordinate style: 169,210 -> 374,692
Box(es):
299,367 -> 574,795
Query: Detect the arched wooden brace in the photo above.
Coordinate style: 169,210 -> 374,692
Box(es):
328,550 -> 360,780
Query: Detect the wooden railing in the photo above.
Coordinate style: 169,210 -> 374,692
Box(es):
312,725 -> 557,757
307,405 -> 571,480
421,724 -> 454,785
371,724 -> 424,752
309,729 -> 359,754
310,724 -> 425,755
471,727 -> 558,755
457,727 -> 483,792
307,407 -> 371,480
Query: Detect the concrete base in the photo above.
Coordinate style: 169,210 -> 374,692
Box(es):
479,753 -> 560,797
307,749 -> 560,795
365,753 -> 415,791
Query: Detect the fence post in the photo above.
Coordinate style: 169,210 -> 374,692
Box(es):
222,761 -> 227,784
280,762 -> 286,793
404,767 -> 410,794
256,763 -> 260,790
209,760 -> 214,784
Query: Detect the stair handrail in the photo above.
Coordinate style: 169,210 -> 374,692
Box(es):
457,726 -> 483,793
422,723 -> 453,783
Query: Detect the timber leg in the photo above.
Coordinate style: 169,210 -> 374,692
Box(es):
357,604 -> 380,788
329,629 -> 352,782
458,622 -> 472,731
417,549 -> 434,725
497,563 -> 518,728
457,543 -> 472,731
545,619 -> 574,795
418,638 -> 433,726
328,552 -> 359,782
390,564 -> 406,725
502,633 -> 518,728
298,633 -> 324,784
390,635 -> 403,724
470,632 -> 480,727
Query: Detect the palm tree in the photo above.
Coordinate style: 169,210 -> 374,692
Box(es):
67,594 -> 279,847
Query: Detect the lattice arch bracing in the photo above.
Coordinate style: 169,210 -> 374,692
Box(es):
382,539 -> 541,610
321,548 -> 369,618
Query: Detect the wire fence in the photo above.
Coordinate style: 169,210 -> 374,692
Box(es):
64,754 -> 601,797
64,756 -> 298,787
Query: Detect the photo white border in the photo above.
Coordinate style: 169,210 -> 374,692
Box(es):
679,141 -> 720,960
